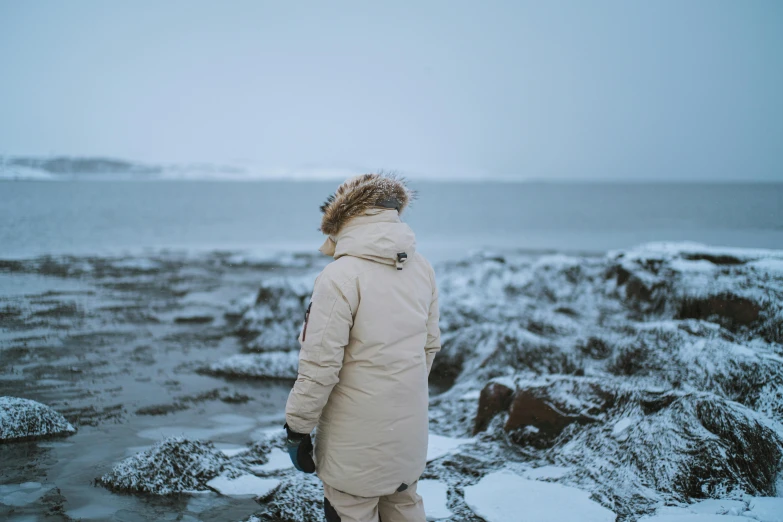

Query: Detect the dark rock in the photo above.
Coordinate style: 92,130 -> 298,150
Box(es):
174,315 -> 214,324
678,294 -> 762,329
682,253 -> 745,266
577,337 -> 612,359
505,390 -> 594,441
473,382 -> 514,434
607,341 -> 655,376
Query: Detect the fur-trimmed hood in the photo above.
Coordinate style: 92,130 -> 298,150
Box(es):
319,173 -> 414,236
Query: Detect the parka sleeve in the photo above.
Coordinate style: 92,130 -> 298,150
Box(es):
285,270 -> 354,434
425,266 -> 441,376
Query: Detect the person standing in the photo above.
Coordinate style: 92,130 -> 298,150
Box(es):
284,173 -> 441,522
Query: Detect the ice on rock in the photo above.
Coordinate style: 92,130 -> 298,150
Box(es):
206,473 -> 279,497
417,480 -> 452,520
426,433 -> 474,462
0,396 -> 76,442
464,471 -> 615,522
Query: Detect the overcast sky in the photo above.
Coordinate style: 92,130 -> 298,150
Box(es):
1,0 -> 781,181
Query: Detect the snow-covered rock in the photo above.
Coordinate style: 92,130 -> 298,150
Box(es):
97,437 -> 234,495
463,470 -> 615,522
200,352 -> 299,380
235,275 -> 313,352
243,474 -> 324,522
234,243 -> 783,521
0,396 -> 76,442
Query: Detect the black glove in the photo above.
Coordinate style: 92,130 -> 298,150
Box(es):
284,423 -> 315,473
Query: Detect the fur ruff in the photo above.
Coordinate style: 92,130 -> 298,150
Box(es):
319,173 -> 415,235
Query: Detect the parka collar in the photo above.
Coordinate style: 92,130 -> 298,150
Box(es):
322,209 -> 416,268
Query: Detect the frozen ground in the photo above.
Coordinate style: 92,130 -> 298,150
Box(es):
1,243 -> 782,521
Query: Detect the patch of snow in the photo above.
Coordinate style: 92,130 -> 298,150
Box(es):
746,497 -> 783,522
426,433 -> 474,462
524,465 -> 572,481
639,513 -> 753,522
217,445 -> 249,458
463,471 -> 615,522
612,416 -> 640,441
417,479 -> 452,520
249,448 -> 293,474
206,473 -> 280,497
748,258 -> 783,275
459,390 -> 481,401
689,499 -> 747,516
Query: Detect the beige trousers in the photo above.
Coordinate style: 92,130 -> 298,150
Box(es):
323,480 -> 426,522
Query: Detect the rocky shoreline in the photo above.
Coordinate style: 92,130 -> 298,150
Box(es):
2,242 -> 782,521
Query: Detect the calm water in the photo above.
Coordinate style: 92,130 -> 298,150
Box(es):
1,181 -> 782,261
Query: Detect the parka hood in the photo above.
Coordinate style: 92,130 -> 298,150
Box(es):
319,173 -> 415,236
321,209 -> 417,268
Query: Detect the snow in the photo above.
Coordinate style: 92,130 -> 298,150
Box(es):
523,466 -> 572,481
417,479 -> 452,520
206,473 -> 280,497
611,416 -> 640,440
249,448 -> 294,474
639,513 -> 753,522
463,471 -> 615,522
689,499 -> 747,516
746,497 -> 783,522
636,497 -> 783,522
426,433 -> 474,462
0,396 -> 76,442
0,482 -> 54,506
218,445 -> 250,458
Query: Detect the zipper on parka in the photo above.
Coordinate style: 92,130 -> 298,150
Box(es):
301,302 -> 312,341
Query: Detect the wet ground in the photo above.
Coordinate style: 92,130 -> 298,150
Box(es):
0,251 -> 324,521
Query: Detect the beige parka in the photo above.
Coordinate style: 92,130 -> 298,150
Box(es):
285,174 -> 441,498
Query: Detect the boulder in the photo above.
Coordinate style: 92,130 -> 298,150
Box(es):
678,294 -> 761,328
0,397 -> 76,443
473,381 -> 513,434
97,437 -> 233,495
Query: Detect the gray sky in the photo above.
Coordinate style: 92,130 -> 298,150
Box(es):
1,0 -> 781,181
